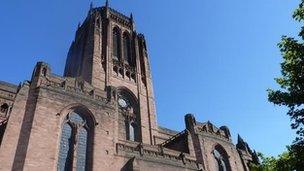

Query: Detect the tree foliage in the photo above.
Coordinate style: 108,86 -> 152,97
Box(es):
249,148 -> 299,171
267,0 -> 304,169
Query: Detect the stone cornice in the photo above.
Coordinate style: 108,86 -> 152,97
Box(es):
116,140 -> 201,170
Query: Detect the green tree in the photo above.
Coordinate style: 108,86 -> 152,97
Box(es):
249,150 -> 296,171
267,0 -> 304,169
249,152 -> 277,171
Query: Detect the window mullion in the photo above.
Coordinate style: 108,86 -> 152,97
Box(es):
71,125 -> 78,171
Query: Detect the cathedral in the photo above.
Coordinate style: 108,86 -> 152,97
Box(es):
0,2 -> 258,171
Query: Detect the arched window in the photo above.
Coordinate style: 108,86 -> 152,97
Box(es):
58,109 -> 94,171
112,27 -> 121,61
117,88 -> 141,142
123,32 -> 132,65
213,145 -> 231,171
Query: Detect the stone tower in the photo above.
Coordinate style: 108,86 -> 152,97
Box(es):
63,2 -> 157,145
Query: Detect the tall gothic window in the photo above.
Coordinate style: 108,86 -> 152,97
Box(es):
117,88 -> 141,142
213,145 -> 231,171
123,32 -> 132,65
58,110 -> 93,171
112,27 -> 121,61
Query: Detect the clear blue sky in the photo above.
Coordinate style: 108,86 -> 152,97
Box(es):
0,1 -> 300,157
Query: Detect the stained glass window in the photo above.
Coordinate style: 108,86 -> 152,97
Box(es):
76,128 -> 88,171
58,111 -> 92,171
58,123 -> 73,171
69,112 -> 84,125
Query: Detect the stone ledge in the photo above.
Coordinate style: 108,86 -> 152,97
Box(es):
115,140 -> 202,170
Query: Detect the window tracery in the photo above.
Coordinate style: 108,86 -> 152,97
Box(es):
213,145 -> 231,171
58,110 -> 93,171
117,88 -> 141,142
